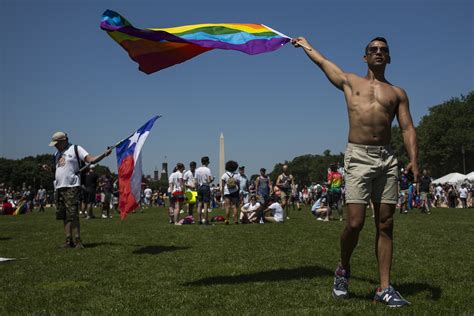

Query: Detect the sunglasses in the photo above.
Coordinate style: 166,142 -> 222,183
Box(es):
367,46 -> 389,54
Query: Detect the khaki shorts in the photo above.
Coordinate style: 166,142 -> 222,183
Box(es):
344,143 -> 398,205
420,192 -> 429,201
280,190 -> 291,201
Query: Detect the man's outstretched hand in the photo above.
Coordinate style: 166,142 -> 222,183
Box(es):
291,37 -> 308,48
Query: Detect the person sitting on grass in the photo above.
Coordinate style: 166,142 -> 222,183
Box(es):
1,199 -> 15,215
263,196 -> 285,223
311,194 -> 330,221
240,195 -> 261,224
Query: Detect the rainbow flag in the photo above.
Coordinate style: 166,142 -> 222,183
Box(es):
100,10 -> 291,74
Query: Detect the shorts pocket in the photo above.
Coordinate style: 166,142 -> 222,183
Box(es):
344,148 -> 353,171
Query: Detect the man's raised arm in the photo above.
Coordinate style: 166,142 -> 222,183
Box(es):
292,37 -> 349,91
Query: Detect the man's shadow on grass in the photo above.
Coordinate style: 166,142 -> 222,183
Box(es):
133,245 -> 189,255
184,265 -> 342,286
0,237 -> 12,241
184,265 -> 442,300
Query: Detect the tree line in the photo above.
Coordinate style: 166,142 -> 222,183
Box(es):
1,91 -> 472,190
269,91 -> 473,182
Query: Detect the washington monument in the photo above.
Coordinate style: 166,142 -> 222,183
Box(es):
219,132 -> 225,181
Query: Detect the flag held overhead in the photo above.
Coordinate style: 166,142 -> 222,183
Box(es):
100,10 -> 291,74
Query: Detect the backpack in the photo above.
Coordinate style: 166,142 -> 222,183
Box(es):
74,145 -> 87,185
226,173 -> 237,189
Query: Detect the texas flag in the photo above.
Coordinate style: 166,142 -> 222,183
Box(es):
116,115 -> 160,219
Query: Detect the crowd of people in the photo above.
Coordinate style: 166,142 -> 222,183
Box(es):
397,169 -> 473,214
2,163 -> 473,221
2,164 -> 473,221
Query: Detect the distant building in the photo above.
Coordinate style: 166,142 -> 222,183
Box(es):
161,162 -> 168,181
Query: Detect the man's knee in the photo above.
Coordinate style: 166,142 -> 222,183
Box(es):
378,216 -> 394,234
346,217 -> 365,232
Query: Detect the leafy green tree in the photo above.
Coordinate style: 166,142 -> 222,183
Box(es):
270,151 -> 344,186
417,91 -> 473,177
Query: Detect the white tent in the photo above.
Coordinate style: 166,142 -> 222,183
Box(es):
432,172 -> 467,184
466,171 -> 474,181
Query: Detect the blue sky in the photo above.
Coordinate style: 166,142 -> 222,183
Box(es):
1,0 -> 472,179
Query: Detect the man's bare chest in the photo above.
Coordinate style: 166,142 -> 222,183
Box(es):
347,80 -> 399,111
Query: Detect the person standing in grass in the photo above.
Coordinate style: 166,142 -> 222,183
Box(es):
255,168 -> 272,206
459,184 -> 468,208
221,160 -> 241,225
36,185 -> 47,212
183,161 -> 197,216
43,131 -> 111,249
84,166 -> 99,219
276,164 -> 295,219
293,36 -> 418,307
238,166 -> 250,206
169,163 -> 185,225
195,156 -> 214,225
327,163 -> 344,221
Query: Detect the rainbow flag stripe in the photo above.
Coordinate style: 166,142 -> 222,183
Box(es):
100,10 -> 291,74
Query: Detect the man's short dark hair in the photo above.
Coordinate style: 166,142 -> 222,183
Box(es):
201,156 -> 209,165
176,163 -> 185,170
190,161 -> 197,168
225,160 -> 239,172
365,37 -> 389,55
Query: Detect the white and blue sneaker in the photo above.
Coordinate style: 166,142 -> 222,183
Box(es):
374,286 -> 411,307
332,265 -> 350,299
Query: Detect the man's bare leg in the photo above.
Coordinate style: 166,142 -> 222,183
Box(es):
233,205 -> 238,224
64,221 -> 72,240
373,202 -> 395,289
340,203 -> 366,272
203,202 -> 209,223
224,199 -> 230,223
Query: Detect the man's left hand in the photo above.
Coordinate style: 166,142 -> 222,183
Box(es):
406,161 -> 420,183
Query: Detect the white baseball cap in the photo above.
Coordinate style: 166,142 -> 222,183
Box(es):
49,131 -> 68,147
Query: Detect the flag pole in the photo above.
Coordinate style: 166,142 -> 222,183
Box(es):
77,115 -> 161,173
262,24 -> 312,51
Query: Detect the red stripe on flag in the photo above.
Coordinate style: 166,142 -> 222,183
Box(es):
118,155 -> 139,219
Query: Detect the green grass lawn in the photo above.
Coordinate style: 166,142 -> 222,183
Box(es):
1,205 -> 473,314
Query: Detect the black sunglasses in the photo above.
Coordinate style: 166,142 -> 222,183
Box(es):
367,46 -> 389,54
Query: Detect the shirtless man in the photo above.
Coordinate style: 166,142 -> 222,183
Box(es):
293,37 -> 418,307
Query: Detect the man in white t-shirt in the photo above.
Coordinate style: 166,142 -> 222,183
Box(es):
435,184 -> 443,207
143,186 -> 153,208
183,161 -> 197,216
36,186 -> 47,212
238,166 -> 250,205
195,156 -> 214,225
43,131 -> 111,249
221,160 -> 241,225
459,184 -> 468,208
169,163 -> 185,225
263,196 -> 285,223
